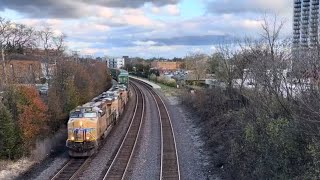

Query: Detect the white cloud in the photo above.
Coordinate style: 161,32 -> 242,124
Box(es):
133,40 -> 158,46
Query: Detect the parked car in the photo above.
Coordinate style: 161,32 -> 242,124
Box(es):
39,87 -> 49,95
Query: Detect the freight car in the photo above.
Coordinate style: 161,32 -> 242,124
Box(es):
66,84 -> 128,157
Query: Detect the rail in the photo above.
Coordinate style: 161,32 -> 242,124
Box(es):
102,81 -> 145,180
50,158 -> 89,180
131,78 -> 181,180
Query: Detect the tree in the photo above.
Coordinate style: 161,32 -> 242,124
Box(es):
38,27 -> 66,85
185,52 -> 209,81
0,103 -> 19,159
17,86 -> 48,152
208,44 -> 240,92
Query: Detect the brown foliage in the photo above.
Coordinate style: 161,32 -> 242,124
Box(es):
17,86 -> 48,151
47,59 -> 111,129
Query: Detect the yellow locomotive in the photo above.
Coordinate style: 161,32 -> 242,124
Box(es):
66,84 -> 128,157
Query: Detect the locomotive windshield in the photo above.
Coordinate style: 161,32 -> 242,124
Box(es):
70,111 -> 83,118
83,112 -> 97,118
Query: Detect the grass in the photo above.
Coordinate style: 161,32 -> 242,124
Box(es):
130,75 -> 181,97
155,83 -> 181,97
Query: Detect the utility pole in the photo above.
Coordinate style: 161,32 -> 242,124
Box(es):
72,50 -> 80,63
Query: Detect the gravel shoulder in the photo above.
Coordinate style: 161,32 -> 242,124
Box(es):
157,89 -> 217,180
124,83 -> 161,180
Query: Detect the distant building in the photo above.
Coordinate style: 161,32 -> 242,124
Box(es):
151,61 -> 182,71
107,57 -> 125,69
122,56 -> 129,61
0,54 -> 55,84
293,0 -> 319,48
95,57 -> 103,62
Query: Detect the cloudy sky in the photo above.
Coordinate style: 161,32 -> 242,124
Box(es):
0,0 -> 292,58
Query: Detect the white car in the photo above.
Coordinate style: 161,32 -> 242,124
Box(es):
39,87 -> 49,95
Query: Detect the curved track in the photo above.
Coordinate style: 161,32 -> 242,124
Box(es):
50,158 -> 89,180
131,78 -> 181,180
102,81 -> 145,180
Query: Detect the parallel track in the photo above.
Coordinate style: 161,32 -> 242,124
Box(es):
51,158 -> 89,180
102,81 -> 145,180
131,78 -> 181,180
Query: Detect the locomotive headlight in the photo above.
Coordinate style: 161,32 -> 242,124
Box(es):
80,121 -> 83,127
71,136 -> 75,141
86,136 -> 90,140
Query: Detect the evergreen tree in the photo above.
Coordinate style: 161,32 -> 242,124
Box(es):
0,103 -> 17,159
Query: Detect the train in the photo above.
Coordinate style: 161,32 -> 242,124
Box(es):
66,69 -> 129,157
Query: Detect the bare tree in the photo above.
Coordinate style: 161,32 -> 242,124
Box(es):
185,52 -> 209,81
38,27 -> 66,85
0,17 -> 11,85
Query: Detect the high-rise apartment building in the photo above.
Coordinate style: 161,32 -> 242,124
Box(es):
293,0 -> 320,48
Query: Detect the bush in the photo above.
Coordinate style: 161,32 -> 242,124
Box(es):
151,75 -> 177,87
149,74 -> 157,82
181,88 -> 320,179
230,112 -> 308,179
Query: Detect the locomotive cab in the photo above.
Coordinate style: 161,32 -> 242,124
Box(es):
66,107 -> 100,157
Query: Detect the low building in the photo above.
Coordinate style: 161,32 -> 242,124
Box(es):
0,54 -> 55,85
151,61 -> 182,71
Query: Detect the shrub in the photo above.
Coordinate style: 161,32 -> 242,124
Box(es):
149,74 -> 157,82
181,88 -> 319,179
165,79 -> 177,87
153,75 -> 177,87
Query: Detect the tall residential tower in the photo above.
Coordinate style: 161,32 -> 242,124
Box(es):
293,0 -> 320,48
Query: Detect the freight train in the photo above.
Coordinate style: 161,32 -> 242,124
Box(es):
66,70 -> 129,157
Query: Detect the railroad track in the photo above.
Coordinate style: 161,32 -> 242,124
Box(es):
102,81 -> 145,180
131,78 -> 181,180
50,158 -> 89,180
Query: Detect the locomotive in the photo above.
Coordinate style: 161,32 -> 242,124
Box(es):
110,68 -> 129,87
66,72 -> 129,157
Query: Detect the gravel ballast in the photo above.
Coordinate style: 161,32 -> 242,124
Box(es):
33,154 -> 69,180
124,83 -> 161,180
158,91 -> 216,180
124,82 -> 211,179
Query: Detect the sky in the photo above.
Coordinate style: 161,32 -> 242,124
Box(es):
0,0 -> 292,58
